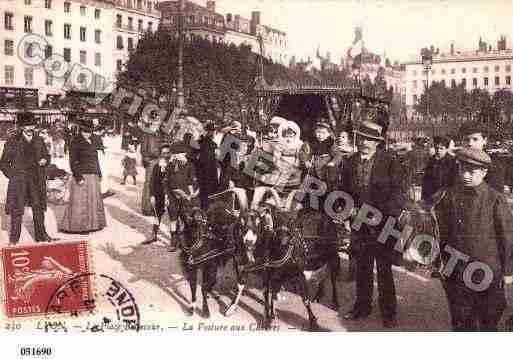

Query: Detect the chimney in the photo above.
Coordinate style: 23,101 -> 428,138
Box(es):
206,1 -> 215,12
450,42 -> 454,55
251,11 -> 261,25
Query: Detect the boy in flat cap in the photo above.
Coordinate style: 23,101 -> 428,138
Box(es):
459,121 -> 505,192
433,147 -> 513,331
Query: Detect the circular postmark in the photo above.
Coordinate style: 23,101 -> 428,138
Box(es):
45,273 -> 141,332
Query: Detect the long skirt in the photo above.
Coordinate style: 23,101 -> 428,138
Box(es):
59,174 -> 107,233
141,160 -> 158,216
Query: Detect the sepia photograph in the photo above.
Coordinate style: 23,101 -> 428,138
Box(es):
1,0 -> 513,356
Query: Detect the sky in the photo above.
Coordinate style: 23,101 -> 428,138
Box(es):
180,0 -> 513,64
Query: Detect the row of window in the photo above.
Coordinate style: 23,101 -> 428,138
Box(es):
413,64 -> 513,77
119,0 -> 154,13
412,76 -> 512,89
115,14 -> 154,32
4,39 -> 103,67
2,58 -> 121,87
116,36 -> 136,51
22,0 -> 102,18
4,13 -> 103,44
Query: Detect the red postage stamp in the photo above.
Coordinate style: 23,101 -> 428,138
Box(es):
1,241 -> 93,318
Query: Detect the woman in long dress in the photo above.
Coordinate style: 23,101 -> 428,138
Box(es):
59,119 -> 107,233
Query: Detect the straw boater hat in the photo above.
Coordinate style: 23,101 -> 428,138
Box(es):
353,120 -> 385,141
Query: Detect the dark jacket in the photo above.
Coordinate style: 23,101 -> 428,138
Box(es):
166,160 -> 196,193
434,183 -> 513,284
140,131 -> 161,168
150,160 -> 168,216
485,155 -> 505,192
422,155 -> 458,203
195,135 -> 219,194
69,135 -> 102,182
341,150 -> 408,221
0,132 -> 50,215
341,150 -> 407,257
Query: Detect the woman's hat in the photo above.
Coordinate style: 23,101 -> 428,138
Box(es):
353,121 -> 384,141
16,112 -> 37,127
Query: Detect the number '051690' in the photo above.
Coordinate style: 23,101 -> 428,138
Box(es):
20,347 -> 53,356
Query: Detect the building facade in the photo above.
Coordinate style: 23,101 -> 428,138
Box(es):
0,0 -> 159,109
403,40 -> 513,116
159,1 -> 288,65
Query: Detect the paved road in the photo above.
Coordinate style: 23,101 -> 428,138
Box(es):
0,137 -> 510,332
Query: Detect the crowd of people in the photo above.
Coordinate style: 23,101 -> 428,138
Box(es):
1,110 -> 513,332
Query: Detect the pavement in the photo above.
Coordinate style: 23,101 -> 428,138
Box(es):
0,136 -> 510,332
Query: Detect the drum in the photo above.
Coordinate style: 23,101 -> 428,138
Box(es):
397,202 -> 440,271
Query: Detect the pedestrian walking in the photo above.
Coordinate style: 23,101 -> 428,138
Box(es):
59,118 -> 107,234
341,121 -> 407,328
433,147 -> 513,331
51,123 -> 66,158
0,112 -> 57,244
121,142 -> 138,185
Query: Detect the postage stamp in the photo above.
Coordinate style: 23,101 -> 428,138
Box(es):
1,241 -> 92,319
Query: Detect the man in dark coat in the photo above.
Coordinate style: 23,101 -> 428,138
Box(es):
433,147 -> 513,331
460,121 -> 505,192
341,121 -> 407,328
422,136 -> 458,204
194,122 -> 219,211
0,113 -> 56,244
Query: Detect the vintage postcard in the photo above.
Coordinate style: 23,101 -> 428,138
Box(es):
1,0 -> 513,357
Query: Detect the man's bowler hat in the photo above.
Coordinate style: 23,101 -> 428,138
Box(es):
16,112 -> 37,127
455,147 -> 492,168
353,121 -> 384,141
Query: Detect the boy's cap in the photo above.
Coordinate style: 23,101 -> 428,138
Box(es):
456,147 -> 492,168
